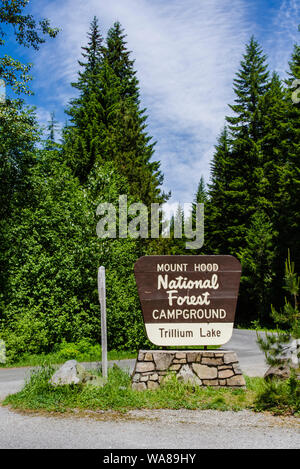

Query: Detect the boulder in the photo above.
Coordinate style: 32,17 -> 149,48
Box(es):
49,360 -> 105,387
264,361 -> 300,381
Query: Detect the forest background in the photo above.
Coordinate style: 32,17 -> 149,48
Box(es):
0,0 -> 299,362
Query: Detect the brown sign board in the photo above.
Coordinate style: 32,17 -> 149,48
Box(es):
134,255 -> 241,346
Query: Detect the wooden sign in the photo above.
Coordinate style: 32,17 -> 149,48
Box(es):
134,255 -> 241,346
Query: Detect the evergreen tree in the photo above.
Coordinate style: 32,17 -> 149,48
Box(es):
275,44 -> 300,274
63,18 -> 166,206
205,38 -> 277,324
63,57 -> 121,183
104,21 -> 166,205
168,204 -> 186,254
205,127 -> 231,254
238,211 -> 276,325
105,21 -> 139,102
63,16 -> 107,182
226,36 -> 269,140
257,251 -> 300,368
206,38 -> 270,253
193,176 -> 207,205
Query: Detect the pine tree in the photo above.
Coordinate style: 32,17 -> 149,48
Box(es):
226,36 -> 269,141
168,204 -> 186,254
63,18 -> 166,205
204,38 -> 276,324
275,44 -> 300,274
104,21 -> 166,205
238,211 -> 276,325
63,17 -> 107,182
63,58 -> 121,183
205,127 -> 231,254
257,251 -> 300,368
105,21 -> 139,102
206,37 -> 270,255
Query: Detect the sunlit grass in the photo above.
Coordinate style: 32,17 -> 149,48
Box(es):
3,365 -> 260,414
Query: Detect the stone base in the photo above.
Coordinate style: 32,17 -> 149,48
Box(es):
131,350 -> 246,390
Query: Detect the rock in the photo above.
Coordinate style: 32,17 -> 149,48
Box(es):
177,364 -> 202,386
281,339 -> 300,366
223,352 -> 238,364
132,373 -> 140,383
186,352 -> 200,363
152,352 -> 175,371
144,352 -> 153,361
132,382 -> 147,391
147,380 -> 159,390
140,375 -> 149,382
49,360 -> 105,387
132,350 -> 246,389
202,357 -> 223,366
192,363 -> 218,380
149,373 -> 159,381
218,368 -> 235,379
135,361 -> 155,373
50,360 -> 80,385
170,364 -> 181,371
226,375 -> 246,387
264,362 -> 300,381
203,379 -> 219,386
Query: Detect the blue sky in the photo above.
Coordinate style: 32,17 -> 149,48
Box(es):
6,0 -> 299,208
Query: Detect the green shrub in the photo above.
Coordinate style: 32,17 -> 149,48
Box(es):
56,339 -> 101,362
254,372 -> 300,415
0,160 -> 150,360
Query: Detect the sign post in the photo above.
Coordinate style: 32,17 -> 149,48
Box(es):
98,266 -> 108,379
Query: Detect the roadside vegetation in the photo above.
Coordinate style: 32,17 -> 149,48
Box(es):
0,340 -> 136,368
2,365 -> 299,416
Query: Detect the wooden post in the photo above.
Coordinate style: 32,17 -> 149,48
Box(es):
98,266 -> 107,379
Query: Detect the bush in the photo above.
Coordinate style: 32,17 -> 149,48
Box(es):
254,372 -> 300,415
0,160 -> 150,360
56,339 -> 101,362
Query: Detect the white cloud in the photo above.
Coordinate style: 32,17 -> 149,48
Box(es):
265,0 -> 299,77
27,0 -> 295,204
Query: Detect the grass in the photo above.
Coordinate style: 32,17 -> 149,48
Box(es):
2,365 -> 299,416
2,364 -> 261,414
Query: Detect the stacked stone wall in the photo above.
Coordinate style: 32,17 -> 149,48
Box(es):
132,350 -> 246,390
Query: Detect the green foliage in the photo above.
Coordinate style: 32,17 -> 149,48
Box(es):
257,251 -> 300,368
0,0 -> 59,95
55,339 -> 97,362
202,34 -> 300,328
0,145 -> 151,359
238,211 -> 276,325
254,372 -> 300,415
3,365 -> 256,413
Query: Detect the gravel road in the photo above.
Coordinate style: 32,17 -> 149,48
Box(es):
0,406 -> 299,449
